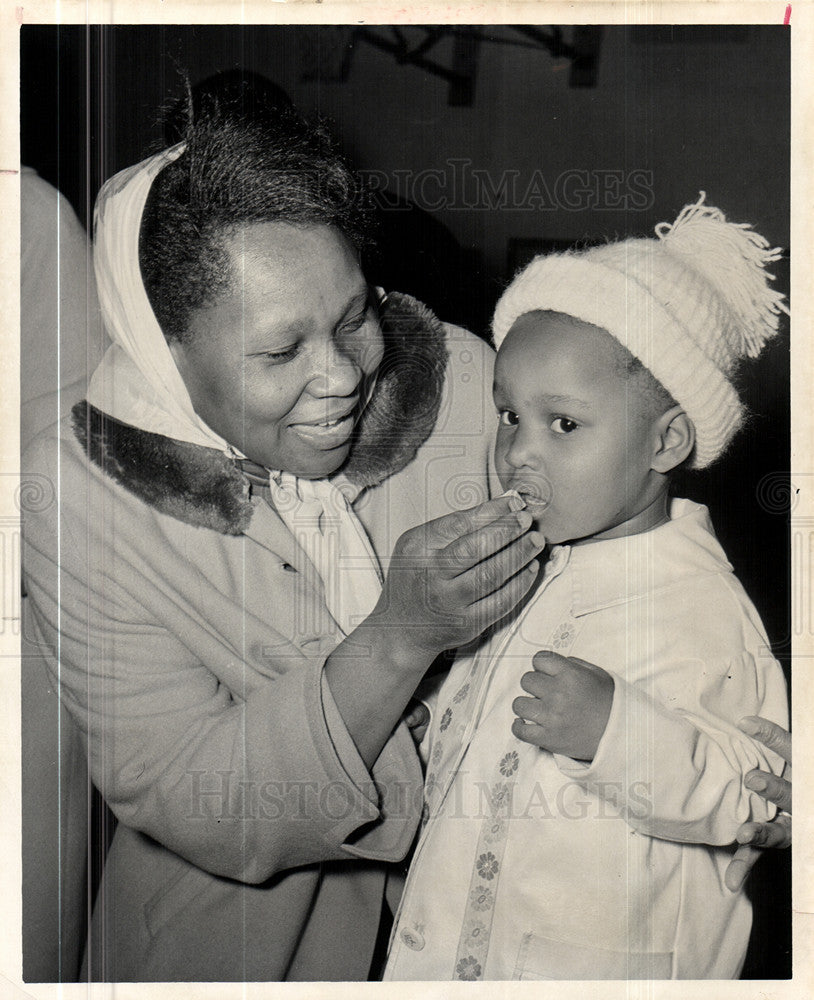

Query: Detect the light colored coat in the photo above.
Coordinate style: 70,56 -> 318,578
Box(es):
22,297 -> 496,982
386,501 -> 788,981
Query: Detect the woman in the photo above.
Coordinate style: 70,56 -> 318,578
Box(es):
21,84 -> 542,981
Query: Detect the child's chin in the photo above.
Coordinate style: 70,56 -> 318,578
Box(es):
539,520 -> 577,546
525,504 -> 552,531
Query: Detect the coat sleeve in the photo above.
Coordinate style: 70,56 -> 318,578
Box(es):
554,594 -> 789,846
22,440 -> 422,886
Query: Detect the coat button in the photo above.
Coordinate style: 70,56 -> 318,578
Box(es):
400,927 -> 425,950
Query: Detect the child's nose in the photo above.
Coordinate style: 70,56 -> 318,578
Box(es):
505,428 -> 541,470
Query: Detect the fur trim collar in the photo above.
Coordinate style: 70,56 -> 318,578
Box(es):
72,292 -> 449,535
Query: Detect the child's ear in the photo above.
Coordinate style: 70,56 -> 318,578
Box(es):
651,405 -> 695,473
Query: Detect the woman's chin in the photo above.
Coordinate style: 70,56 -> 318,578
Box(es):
281,443 -> 353,480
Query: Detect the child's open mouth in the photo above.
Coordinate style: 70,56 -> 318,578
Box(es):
511,481 -> 551,511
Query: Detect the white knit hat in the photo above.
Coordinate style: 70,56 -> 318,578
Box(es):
491,193 -> 789,467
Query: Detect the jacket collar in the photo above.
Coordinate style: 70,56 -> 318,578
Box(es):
562,499 -> 733,617
72,292 -> 449,535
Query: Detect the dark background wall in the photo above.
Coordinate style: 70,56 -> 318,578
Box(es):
20,23 -> 791,978
22,26 -> 790,278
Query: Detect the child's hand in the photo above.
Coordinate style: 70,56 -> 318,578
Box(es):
403,699 -> 431,744
511,650 -> 614,761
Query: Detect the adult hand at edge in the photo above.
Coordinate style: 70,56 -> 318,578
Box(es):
724,716 -> 791,892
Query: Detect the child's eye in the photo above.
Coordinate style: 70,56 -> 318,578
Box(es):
551,417 -> 578,434
499,409 -> 519,426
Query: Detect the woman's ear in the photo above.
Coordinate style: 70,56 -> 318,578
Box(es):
651,405 -> 695,473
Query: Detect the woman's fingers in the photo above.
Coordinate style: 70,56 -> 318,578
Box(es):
738,716 -> 791,765
451,528 -> 544,603
428,494 -> 525,547
382,495 -> 542,656
403,702 -> 430,730
441,508 -> 537,577
464,558 -> 540,635
745,769 -> 792,813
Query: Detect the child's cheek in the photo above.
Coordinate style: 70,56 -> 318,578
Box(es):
493,427 -> 511,491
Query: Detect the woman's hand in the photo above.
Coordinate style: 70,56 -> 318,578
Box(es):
725,716 -> 791,892
370,493 -> 545,658
325,494 -> 544,767
402,700 -> 431,745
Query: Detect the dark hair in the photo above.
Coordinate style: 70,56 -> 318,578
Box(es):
139,75 -> 370,343
161,69 -> 294,146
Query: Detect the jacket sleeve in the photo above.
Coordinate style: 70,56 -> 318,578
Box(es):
554,646 -> 788,846
22,445 -> 422,885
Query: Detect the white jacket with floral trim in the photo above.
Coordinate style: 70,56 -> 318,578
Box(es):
385,499 -> 788,981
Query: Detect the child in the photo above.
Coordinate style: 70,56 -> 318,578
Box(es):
384,194 -> 790,981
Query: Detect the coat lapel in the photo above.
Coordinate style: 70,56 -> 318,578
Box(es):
241,488 -> 329,611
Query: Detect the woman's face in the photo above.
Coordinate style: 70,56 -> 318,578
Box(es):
170,222 -> 384,477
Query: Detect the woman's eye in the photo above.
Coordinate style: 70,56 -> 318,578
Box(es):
340,309 -> 373,336
499,410 -> 519,426
263,345 -> 299,364
551,417 -> 578,434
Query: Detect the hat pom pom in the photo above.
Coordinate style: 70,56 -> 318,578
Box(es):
655,192 -> 789,358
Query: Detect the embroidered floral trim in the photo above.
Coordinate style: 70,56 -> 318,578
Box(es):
499,750 -> 519,776
490,781 -> 512,810
465,921 -> 488,948
440,707 -> 453,732
455,955 -> 482,980
482,815 -> 507,845
431,741 -> 444,766
420,802 -> 430,828
469,884 -> 494,911
552,621 -> 577,649
453,682 -> 470,704
452,739 -> 517,978
476,851 -> 499,880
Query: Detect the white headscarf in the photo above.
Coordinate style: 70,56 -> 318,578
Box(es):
87,145 -> 382,635
87,143 -> 241,454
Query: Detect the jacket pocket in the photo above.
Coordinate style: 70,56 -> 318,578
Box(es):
143,859 -> 210,939
513,932 -> 673,980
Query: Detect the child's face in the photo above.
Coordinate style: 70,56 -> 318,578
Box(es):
493,312 -> 664,546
